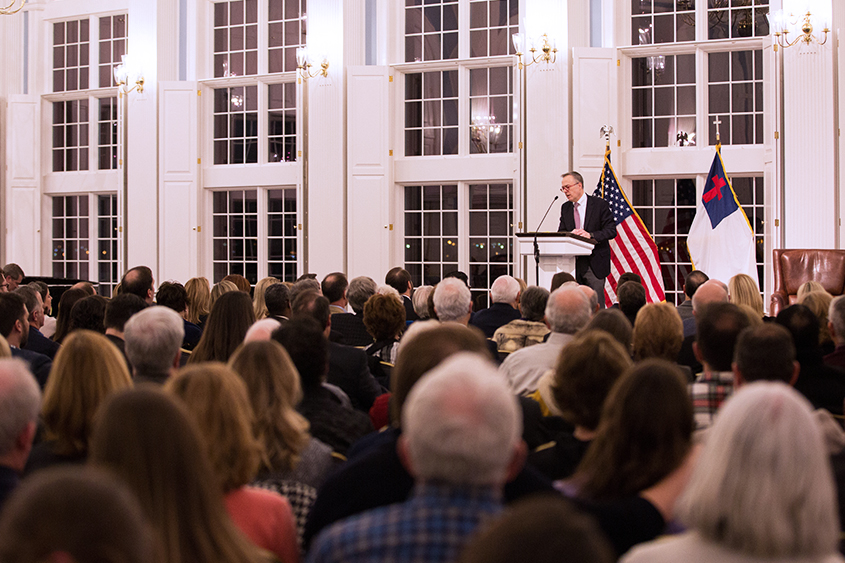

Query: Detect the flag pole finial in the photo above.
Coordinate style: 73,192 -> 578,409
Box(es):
600,125 -> 614,152
713,116 -> 722,148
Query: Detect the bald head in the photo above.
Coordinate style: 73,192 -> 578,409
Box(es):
578,285 -> 599,314
692,280 -> 729,313
545,286 -> 592,334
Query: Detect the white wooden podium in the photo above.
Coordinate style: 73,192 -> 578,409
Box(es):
515,232 -> 596,288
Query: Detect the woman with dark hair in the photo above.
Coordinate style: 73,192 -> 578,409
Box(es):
68,294 -> 108,335
89,388 -> 274,563
26,330 -> 132,473
363,293 -> 406,365
188,291 -> 256,364
51,287 -> 87,344
564,359 -> 693,501
165,364 -> 299,563
223,274 -> 252,294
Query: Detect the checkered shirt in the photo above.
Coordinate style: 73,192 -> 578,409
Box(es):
306,482 -> 502,563
689,370 -> 734,430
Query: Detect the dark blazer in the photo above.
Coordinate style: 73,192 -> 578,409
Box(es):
401,295 -> 419,321
23,327 -> 60,360
330,313 -> 374,347
327,342 -> 385,411
11,347 -> 51,388
558,194 -> 617,279
469,302 -> 521,338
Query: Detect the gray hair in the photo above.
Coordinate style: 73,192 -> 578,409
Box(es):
347,276 -> 377,314
412,285 -> 434,319
578,285 -> 598,313
829,295 -> 845,342
519,286 -> 550,322
124,306 -> 184,377
433,278 -> 472,322
545,286 -> 591,334
490,275 -> 520,305
402,353 -> 521,485
0,359 -> 41,455
678,382 -> 839,557
377,285 -> 403,301
244,318 -> 281,342
290,278 -> 321,305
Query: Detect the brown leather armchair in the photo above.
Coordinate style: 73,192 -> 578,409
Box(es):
770,249 -> 845,316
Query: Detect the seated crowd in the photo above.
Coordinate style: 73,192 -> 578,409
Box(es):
1,262 -> 845,563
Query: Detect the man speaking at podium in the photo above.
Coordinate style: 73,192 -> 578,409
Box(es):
557,171 -> 617,308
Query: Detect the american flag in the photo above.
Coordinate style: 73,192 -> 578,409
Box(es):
596,149 -> 666,307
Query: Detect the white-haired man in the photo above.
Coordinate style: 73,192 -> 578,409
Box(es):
469,275 -> 522,338
124,306 -> 184,385
433,277 -> 473,324
0,359 -> 41,510
499,286 -> 592,395
308,354 -> 526,563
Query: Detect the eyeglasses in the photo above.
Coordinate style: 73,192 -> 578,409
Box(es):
560,183 -> 581,192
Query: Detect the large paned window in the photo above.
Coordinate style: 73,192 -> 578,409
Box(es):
631,1 -> 695,45
51,193 -> 120,295
404,0 -> 459,63
707,49 -> 763,146
211,189 -> 298,284
404,70 -> 459,156
268,0 -> 306,73
707,0 -> 769,40
404,183 -> 513,308
49,15 -> 127,172
632,55 -> 695,148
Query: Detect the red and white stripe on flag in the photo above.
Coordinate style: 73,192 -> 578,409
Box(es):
603,214 -> 666,308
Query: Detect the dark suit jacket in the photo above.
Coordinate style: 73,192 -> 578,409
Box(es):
330,313 -> 374,347
327,341 -> 385,411
401,295 -> 419,321
11,347 -> 51,388
558,194 -> 617,279
23,327 -> 60,360
469,302 -> 521,338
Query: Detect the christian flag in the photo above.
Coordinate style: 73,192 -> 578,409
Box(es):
597,149 -> 666,307
686,145 -> 757,286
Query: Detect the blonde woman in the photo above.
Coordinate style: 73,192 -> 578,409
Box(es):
799,290 -> 834,354
210,279 -> 239,308
253,277 -> 280,320
728,273 -> 764,318
165,363 -> 299,563
26,330 -> 132,473
185,277 -> 211,328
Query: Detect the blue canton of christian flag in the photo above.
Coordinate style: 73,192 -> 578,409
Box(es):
598,150 -> 665,307
686,146 -> 758,286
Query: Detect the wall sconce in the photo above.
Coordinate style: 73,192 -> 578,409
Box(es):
113,55 -> 144,94
296,47 -> 329,79
512,33 -> 557,69
768,10 -> 829,50
0,0 -> 25,15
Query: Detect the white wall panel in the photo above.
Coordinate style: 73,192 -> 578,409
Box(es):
5,97 -> 39,273
159,82 -> 198,283
572,47 -> 616,188
347,66 -> 389,279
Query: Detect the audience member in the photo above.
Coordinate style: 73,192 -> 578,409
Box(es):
797,280 -> 826,302
27,281 -> 55,338
469,275 -> 522,338
223,274 -> 252,293
799,290 -> 835,354
156,281 -> 202,350
0,466 -> 155,563
185,276 -> 211,328
90,388 -> 274,563
103,293 -> 149,369
728,273 -> 764,319
528,331 -> 632,480
211,279 -> 239,307
583,308 -> 633,353
622,383 -> 841,563
0,359 -> 40,510
0,293 -> 51,387
493,285 -> 550,352
50,287 -> 87,344
289,277 -> 321,305
632,303 -> 688,379
689,302 -> 750,429
165,364 -> 300,563
26,330 -> 131,474
499,286 -> 591,395
15,286 -> 58,360
677,279 -> 730,374
676,270 -> 708,321
120,265 -> 155,303
550,271 -> 576,292
243,318 -> 281,342
124,306 -> 184,385
1,264 -> 24,292
308,354 -> 526,563
265,282 -> 292,323
68,294 -> 108,335
733,323 -> 799,386
412,285 -> 434,320
825,295 -> 845,370
777,304 -> 845,415
458,494 -> 614,563
432,277 -> 473,323
386,266 -> 418,321
330,276 -> 377,346
252,276 -> 280,320
363,292 -> 405,366
322,272 -> 348,315
188,291 -> 255,364
273,317 -> 373,455
617,281 -> 646,326
292,291 -> 384,411
0,335 -> 11,358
